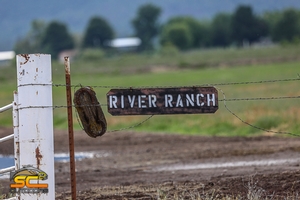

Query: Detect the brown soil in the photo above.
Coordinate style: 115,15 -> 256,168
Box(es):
1,127 -> 300,199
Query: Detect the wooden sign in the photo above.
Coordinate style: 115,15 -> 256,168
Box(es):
107,87 -> 218,115
107,87 -> 218,116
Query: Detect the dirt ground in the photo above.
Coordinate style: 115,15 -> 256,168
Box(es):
1,127 -> 300,199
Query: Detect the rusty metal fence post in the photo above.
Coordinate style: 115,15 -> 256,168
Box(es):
64,56 -> 77,199
16,54 -> 55,199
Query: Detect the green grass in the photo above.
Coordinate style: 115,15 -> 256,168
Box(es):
1,46 -> 300,136
52,45 -> 300,75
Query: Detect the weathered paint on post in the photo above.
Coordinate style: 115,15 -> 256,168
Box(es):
16,54 -> 55,199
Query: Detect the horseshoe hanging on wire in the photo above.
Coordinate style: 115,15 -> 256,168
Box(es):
73,87 -> 107,138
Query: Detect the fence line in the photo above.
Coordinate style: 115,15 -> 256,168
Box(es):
0,103 -> 15,177
0,103 -> 13,113
220,96 -> 300,102
1,56 -> 298,199
0,166 -> 15,174
216,87 -> 300,137
13,94 -> 300,111
14,75 -> 300,108
14,76 -> 300,137
15,75 -> 300,89
0,134 -> 14,143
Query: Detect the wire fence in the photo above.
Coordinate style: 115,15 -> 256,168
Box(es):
16,76 -> 300,137
18,76 -> 300,89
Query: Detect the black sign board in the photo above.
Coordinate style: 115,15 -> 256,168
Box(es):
107,87 -> 218,115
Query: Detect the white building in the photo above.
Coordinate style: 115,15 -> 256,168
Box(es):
108,37 -> 141,51
0,51 -> 15,66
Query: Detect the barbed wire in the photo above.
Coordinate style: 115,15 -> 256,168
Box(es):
107,115 -> 154,133
202,76 -> 300,87
216,87 -> 300,137
14,75 -> 300,110
15,94 -> 300,111
220,95 -> 300,102
16,76 -> 300,89
14,75 -> 300,136
15,93 -> 300,136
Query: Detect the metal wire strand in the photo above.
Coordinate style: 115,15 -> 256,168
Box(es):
16,76 -> 300,136
16,93 -> 300,111
215,86 -> 300,137
50,76 -> 300,89
107,115 -> 154,133
221,96 -> 300,102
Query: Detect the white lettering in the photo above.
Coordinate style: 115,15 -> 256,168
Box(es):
165,94 -> 173,107
138,95 -> 147,108
186,94 -> 195,107
121,95 -> 124,108
207,94 -> 216,106
176,94 -> 183,107
109,96 -> 118,108
149,95 -> 157,107
128,95 -> 136,108
196,94 -> 204,106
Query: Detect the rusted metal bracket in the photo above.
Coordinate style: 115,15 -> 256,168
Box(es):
74,87 -> 107,138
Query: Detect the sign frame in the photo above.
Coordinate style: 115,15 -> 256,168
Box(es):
107,87 -> 218,116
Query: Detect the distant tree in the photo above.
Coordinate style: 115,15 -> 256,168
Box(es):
161,16 -> 212,50
165,17 -> 207,48
160,22 -> 193,50
132,3 -> 161,51
41,21 -> 74,59
198,22 -> 212,47
14,20 -> 46,54
263,11 -> 283,39
252,17 -> 269,41
211,13 -> 232,47
82,16 -> 114,49
273,9 -> 300,42
231,5 -> 268,46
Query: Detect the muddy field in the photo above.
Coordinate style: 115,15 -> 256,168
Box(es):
1,127 -> 300,199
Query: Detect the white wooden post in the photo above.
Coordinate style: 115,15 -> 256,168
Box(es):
16,54 -> 55,199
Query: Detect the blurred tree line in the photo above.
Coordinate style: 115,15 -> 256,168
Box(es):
14,4 -> 300,58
